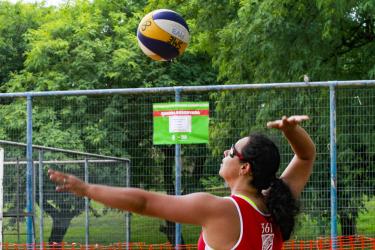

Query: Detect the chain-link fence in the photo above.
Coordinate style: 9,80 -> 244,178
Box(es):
0,81 -> 374,247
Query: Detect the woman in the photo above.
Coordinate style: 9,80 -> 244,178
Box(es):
49,115 -> 316,250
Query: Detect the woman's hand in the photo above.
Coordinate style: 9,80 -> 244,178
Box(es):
48,169 -> 88,197
267,115 -> 309,132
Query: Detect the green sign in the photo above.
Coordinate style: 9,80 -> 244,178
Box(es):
153,102 -> 209,144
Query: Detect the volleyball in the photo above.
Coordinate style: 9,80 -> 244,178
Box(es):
137,9 -> 190,61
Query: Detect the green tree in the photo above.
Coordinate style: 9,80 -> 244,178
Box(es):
0,2 -> 51,87
1,0 -> 219,243
185,0 -> 375,236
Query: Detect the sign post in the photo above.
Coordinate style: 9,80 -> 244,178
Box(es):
153,101 -> 209,249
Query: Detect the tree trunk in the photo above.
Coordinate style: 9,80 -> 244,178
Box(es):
191,153 -> 206,191
339,213 -> 357,236
40,198 -> 82,243
48,216 -> 74,243
159,220 -> 187,248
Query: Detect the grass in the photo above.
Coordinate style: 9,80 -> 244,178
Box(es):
357,198 -> 375,235
293,197 -> 375,239
2,202 -> 201,244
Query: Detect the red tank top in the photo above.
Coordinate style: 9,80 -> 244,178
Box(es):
197,194 -> 283,250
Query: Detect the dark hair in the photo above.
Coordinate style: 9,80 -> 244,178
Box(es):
241,132 -> 300,241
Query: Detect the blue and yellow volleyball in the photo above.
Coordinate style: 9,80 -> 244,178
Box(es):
137,9 -> 190,61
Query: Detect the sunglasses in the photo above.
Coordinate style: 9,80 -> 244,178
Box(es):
229,144 -> 246,161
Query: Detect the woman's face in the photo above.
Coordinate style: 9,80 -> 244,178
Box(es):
219,137 -> 249,181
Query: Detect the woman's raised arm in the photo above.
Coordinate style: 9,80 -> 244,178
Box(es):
267,115 -> 316,199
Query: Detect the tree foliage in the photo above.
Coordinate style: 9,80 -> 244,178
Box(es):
183,0 -> 375,235
0,0 -> 373,242
0,0 -> 218,243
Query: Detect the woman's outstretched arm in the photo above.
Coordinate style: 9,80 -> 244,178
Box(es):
48,169 -> 235,226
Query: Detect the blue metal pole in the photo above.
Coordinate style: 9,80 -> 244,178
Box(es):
329,84 -> 338,249
125,161 -> 131,250
84,158 -> 90,249
38,151 -> 44,247
26,95 -> 34,246
174,88 -> 182,249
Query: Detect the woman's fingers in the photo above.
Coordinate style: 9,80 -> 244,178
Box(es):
287,115 -> 309,123
48,169 -> 70,192
266,119 -> 282,128
48,169 -> 64,183
48,169 -> 87,196
267,115 -> 310,129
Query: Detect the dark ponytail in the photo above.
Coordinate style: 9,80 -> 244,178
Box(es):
241,133 -> 300,241
266,178 -> 299,241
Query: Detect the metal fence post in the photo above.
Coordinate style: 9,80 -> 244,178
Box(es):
330,83 -> 338,250
125,161 -> 131,250
0,148 -> 3,245
16,158 -> 20,243
26,95 -> 34,247
174,87 -> 182,249
85,158 -> 90,249
38,151 -> 44,248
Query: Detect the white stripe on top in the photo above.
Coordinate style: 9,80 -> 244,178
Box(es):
201,197 -> 243,250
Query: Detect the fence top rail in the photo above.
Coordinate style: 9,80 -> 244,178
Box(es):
0,80 -> 374,97
4,159 -> 121,165
0,139 -> 130,162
